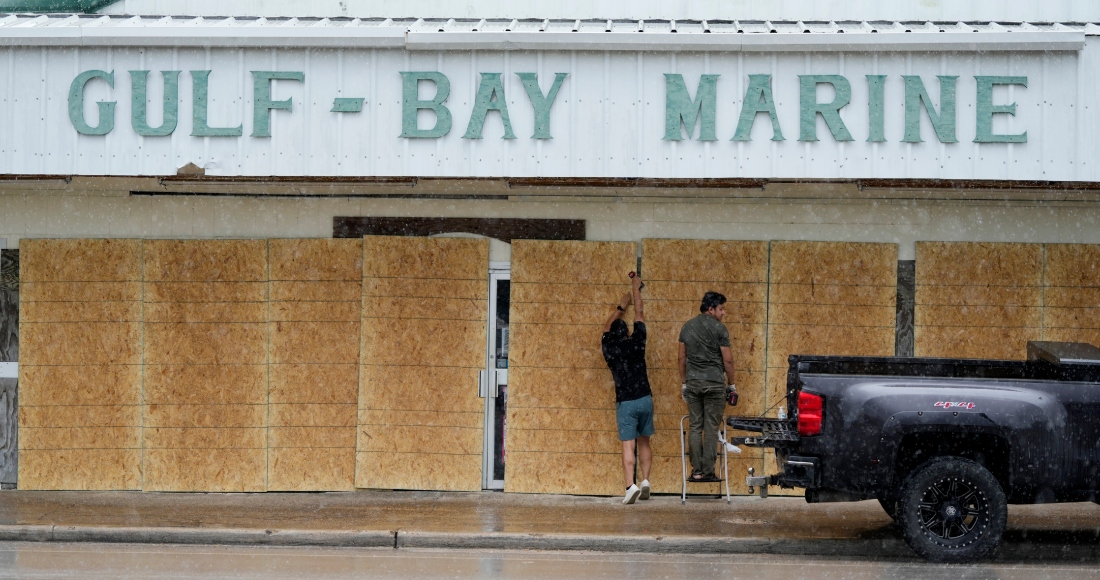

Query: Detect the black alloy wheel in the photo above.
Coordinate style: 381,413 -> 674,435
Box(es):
897,457 -> 1007,563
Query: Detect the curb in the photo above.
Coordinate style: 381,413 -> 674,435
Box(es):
0,525 -> 396,548
0,525 -> 1095,562
396,531 -> 908,557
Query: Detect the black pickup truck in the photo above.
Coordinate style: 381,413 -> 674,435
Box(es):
727,341 -> 1100,563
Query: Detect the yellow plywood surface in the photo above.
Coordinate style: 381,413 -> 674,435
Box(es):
362,236 -> 489,280
355,451 -> 482,491
268,447 -> 355,491
143,239 -> 268,282
915,242 -> 1042,360
18,449 -> 142,490
506,240 -> 637,495
269,239 -> 363,281
18,240 -> 144,491
357,237 -> 488,492
635,239 -> 769,495
768,242 -> 896,416
145,281 -> 267,303
142,448 -> 266,492
142,239 -> 270,492
20,239 -> 142,282
268,239 -> 362,491
1043,245 -> 1100,348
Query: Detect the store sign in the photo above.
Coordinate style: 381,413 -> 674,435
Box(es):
68,70 -> 1028,144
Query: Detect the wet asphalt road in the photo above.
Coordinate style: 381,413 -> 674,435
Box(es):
0,542 -> 1097,580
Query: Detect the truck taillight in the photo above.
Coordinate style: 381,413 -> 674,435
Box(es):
798,391 -> 824,436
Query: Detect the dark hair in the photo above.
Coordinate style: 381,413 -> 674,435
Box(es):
608,319 -> 629,340
699,291 -> 727,313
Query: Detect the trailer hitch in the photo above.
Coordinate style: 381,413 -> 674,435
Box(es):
747,467 -> 769,498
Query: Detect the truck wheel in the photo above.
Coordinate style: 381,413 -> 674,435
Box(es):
897,457 -> 1006,563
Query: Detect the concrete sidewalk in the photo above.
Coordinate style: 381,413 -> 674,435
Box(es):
0,490 -> 1097,561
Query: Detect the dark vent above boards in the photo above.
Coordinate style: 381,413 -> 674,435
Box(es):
333,217 -> 585,243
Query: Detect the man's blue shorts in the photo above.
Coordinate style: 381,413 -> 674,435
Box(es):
616,395 -> 655,441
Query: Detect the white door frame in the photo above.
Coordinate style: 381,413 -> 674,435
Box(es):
482,263 -> 510,489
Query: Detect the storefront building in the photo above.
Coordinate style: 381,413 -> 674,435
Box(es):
1,2 -> 1100,496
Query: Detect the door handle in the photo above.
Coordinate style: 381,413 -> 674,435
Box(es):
493,369 -> 508,398
478,370 -> 487,398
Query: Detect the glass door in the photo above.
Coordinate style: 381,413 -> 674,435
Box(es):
482,266 -> 510,489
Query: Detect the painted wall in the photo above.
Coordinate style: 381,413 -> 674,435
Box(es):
6,190 -> 1100,261
2,42 -> 1095,181
98,0 -> 1100,22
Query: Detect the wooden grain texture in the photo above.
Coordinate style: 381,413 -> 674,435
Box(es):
357,237 -> 487,492
18,240 -> 142,490
268,239 -> 362,492
638,239 -> 769,494
767,242 -> 896,418
1042,244 -> 1100,349
142,239 -> 269,492
505,240 -> 637,495
915,242 -> 1042,360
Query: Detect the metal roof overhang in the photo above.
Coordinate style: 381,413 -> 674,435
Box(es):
0,17 -> 1084,51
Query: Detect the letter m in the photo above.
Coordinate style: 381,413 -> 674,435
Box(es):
663,74 -> 719,141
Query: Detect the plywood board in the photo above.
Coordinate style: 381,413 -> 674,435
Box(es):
355,451 -> 482,492
268,447 -> 355,491
767,241 -> 897,416
142,239 -> 270,492
143,323 -> 268,365
269,364 -> 359,404
629,240 -> 773,496
18,449 -> 142,490
268,241 -> 363,493
917,242 -> 1044,287
915,242 -> 1043,361
20,239 -> 142,283
271,321 -> 361,364
270,239 -> 363,281
143,239 -> 268,282
503,451 -> 622,496
19,322 -> 141,366
19,240 -> 144,492
357,236 -> 488,492
506,240 -> 638,495
19,281 -> 142,303
362,236 -> 488,280
142,448 -> 266,492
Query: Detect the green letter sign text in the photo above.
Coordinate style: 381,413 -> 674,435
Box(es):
251,71 -> 305,138
903,75 -> 958,143
464,72 -> 516,139
191,70 -> 243,137
663,73 -> 718,141
401,71 -> 452,138
975,76 -> 1027,143
517,72 -> 567,139
68,70 -> 116,136
799,75 -> 853,142
130,70 -> 180,137
733,74 -> 784,141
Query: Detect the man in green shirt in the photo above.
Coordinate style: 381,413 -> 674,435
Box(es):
678,291 -> 737,482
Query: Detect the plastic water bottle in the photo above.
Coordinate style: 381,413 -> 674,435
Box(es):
777,407 -> 787,420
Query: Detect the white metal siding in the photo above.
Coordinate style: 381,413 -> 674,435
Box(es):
1,39 -> 1095,181
97,0 -> 1100,23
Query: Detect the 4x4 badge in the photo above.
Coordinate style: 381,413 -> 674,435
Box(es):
935,401 -> 976,410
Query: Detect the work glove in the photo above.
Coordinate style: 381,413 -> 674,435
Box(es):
681,384 -> 687,402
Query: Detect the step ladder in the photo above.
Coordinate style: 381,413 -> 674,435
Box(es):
679,414 -> 731,505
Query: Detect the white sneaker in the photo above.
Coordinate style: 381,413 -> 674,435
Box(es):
639,480 -> 651,500
623,484 -> 641,504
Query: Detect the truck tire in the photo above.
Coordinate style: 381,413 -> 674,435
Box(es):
897,457 -> 1006,563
